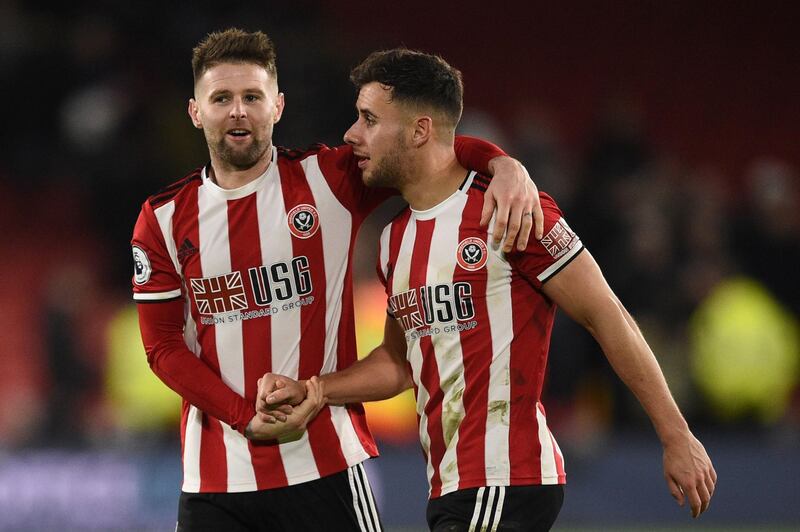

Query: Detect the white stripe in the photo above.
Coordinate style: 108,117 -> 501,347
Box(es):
460,170 -> 477,191
536,240 -> 583,282
302,155 -> 351,376
348,465 -> 370,532
277,434 -> 319,485
468,486 -> 486,531
426,198 -> 468,494
197,184 -> 256,491
484,219 -> 513,485
358,463 -> 382,532
133,288 -> 182,301
536,402 -> 558,483
353,463 -> 376,532
490,486 -> 506,531
303,156 -> 370,464
181,404 -> 202,492
480,486 -> 497,531
378,225 -> 391,282
153,201 -> 181,275
329,405 -> 371,465
181,309 -> 202,492
392,220 -> 437,491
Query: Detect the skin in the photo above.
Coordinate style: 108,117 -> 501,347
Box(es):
188,62 -> 285,189
258,80 -> 717,518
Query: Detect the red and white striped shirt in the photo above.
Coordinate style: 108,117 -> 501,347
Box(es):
132,140 -> 503,493
377,172 -> 583,498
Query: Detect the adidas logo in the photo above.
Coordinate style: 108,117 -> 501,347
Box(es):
178,238 -> 199,262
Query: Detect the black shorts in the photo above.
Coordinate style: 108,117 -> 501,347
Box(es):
177,463 -> 382,532
426,484 -> 564,532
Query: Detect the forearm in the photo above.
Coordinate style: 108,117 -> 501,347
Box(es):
321,346 -> 412,405
587,297 -> 689,443
454,135 -> 506,174
138,301 -> 254,434
147,338 -> 254,433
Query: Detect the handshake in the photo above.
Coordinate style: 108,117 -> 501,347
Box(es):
244,374 -> 325,442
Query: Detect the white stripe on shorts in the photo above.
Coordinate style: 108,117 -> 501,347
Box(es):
347,464 -> 382,532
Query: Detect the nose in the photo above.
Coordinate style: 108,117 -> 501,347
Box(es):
343,122 -> 359,146
230,97 -> 247,119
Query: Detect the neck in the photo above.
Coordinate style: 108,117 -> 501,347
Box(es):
209,145 -> 273,189
401,144 -> 466,211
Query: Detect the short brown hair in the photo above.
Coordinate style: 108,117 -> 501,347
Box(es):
350,48 -> 464,129
191,28 -> 277,85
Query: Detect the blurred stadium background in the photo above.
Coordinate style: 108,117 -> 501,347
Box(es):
1,1 -> 798,530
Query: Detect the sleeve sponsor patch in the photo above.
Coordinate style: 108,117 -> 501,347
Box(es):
132,246 -> 152,285
541,217 -> 579,259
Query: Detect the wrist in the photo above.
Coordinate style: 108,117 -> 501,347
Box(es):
656,420 -> 691,446
244,417 -> 255,440
487,155 -> 515,175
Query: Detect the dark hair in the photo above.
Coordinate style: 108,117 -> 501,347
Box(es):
350,48 -> 463,129
191,28 -> 277,85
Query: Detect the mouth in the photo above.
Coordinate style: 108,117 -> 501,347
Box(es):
226,128 -> 252,141
355,154 -> 370,169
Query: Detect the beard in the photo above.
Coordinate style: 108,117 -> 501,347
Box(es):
208,130 -> 271,171
363,137 -> 409,189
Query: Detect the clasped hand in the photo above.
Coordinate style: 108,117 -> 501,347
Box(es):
244,374 -> 324,441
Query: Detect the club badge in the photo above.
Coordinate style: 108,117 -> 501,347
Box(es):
457,237 -> 488,271
287,204 -> 320,239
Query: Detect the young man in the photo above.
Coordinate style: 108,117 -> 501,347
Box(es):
259,49 -> 717,531
131,29 -> 542,531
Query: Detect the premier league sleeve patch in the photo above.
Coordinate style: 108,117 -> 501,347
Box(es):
287,204 -> 320,239
132,245 -> 152,285
457,237 -> 488,271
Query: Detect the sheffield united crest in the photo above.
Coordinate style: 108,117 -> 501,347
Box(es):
287,204 -> 320,239
457,237 -> 488,271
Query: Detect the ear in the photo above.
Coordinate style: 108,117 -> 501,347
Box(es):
411,115 -> 433,147
188,99 -> 203,129
273,92 -> 286,124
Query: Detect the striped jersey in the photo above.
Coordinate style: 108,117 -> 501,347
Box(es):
132,145 -> 389,492
377,171 -> 583,498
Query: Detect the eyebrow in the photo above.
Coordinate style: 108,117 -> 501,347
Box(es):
207,87 -> 266,100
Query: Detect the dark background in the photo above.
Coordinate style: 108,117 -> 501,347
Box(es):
0,1 -> 798,529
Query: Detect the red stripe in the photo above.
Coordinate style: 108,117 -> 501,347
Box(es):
411,219 -> 448,497
542,403 -> 566,481
226,194 -> 288,489
338,226 -> 378,457
278,156 -> 348,477
508,273 -> 551,483
452,191 -> 490,490
386,211 -> 412,289
173,183 -> 228,491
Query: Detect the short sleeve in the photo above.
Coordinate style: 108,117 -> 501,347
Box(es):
507,193 -> 584,288
131,201 -> 182,302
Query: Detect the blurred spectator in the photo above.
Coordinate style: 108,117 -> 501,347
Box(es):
689,276 -> 800,426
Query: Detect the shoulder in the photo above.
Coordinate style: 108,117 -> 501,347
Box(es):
145,166 -> 204,210
276,143 -> 354,163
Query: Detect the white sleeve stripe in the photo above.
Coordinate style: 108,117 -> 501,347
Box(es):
536,241 -> 584,282
133,289 -> 182,301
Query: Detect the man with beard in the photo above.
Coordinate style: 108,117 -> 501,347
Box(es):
259,48 -> 717,531
131,29 -> 542,531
